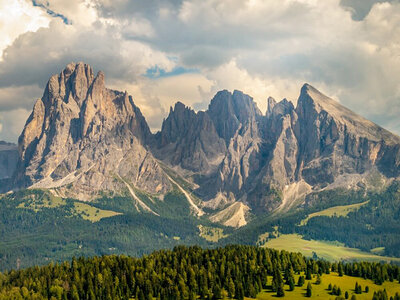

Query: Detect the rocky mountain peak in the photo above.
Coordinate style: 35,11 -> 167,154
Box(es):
13,63 -> 167,200
207,89 -> 262,144
43,62 -> 95,109
270,98 -> 294,117
297,83 -> 400,144
266,96 -> 276,116
7,63 -> 400,222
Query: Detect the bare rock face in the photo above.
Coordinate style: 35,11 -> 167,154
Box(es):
14,62 -> 170,200
9,62 -> 400,221
212,91 -> 264,196
153,102 -> 226,173
155,83 -> 400,214
294,84 -> 400,186
0,141 -> 18,180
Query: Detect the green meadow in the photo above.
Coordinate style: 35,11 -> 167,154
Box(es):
246,272 -> 400,299
300,201 -> 369,226
263,234 -> 400,263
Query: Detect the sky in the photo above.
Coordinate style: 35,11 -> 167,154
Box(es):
0,0 -> 399,142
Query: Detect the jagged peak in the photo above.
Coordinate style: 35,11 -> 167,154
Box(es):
298,83 -> 400,144
208,89 -> 261,117
270,98 -> 294,117
170,101 -> 194,114
42,62 -> 96,108
63,61 -> 93,76
299,83 -> 339,108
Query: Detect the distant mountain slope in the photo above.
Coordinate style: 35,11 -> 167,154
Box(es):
0,141 -> 18,180
1,62 -> 400,270
154,83 -> 400,215
4,62 -> 400,227
12,62 -> 171,202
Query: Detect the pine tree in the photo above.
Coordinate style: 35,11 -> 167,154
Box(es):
236,282 -> 244,300
297,275 -> 305,287
355,282 -> 362,294
306,267 -> 312,280
315,274 -> 322,285
248,283 -> 257,299
138,290 -> 145,300
338,263 -> 344,277
332,285 -> 338,295
212,283 -> 222,300
288,277 -> 295,291
306,282 -> 312,297
272,267 -> 285,297
71,284 -> 80,300
228,278 -> 235,299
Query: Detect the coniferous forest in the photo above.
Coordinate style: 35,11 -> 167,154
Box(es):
0,245 -> 399,300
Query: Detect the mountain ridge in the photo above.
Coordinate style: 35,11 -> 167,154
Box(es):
4,62 -> 400,227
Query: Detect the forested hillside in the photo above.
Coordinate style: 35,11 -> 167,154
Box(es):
0,245 -> 399,300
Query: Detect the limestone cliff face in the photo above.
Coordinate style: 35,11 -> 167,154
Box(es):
152,102 -> 226,173
14,62 -> 170,200
155,84 -> 400,213
9,62 -> 400,219
294,84 -> 400,186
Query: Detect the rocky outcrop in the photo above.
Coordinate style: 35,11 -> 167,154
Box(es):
294,84 -> 400,186
152,102 -> 226,173
8,63 -> 400,223
13,62 -> 171,200
155,83 -> 400,214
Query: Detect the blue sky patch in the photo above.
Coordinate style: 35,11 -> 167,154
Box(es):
32,0 -> 70,24
144,66 -> 199,79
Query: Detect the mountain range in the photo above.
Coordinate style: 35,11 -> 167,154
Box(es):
2,62 -> 400,229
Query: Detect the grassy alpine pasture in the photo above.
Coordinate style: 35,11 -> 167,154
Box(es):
300,201 -> 369,226
246,272 -> 400,299
198,224 -> 228,242
263,234 -> 400,263
72,201 -> 121,222
17,191 -> 122,222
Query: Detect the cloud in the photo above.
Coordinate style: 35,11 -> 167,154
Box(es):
32,0 -> 98,26
0,19 -> 174,89
0,0 -> 49,59
0,85 -> 43,111
0,0 -> 399,143
110,72 -> 215,131
340,0 -> 398,20
0,108 -> 31,142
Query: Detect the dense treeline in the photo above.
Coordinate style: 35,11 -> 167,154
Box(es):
219,188 -> 373,247
0,245 -> 399,300
297,182 -> 400,256
222,182 -> 400,258
0,190 -> 208,271
1,181 -> 400,273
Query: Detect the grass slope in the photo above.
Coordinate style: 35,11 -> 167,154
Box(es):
300,201 -> 369,226
72,202 -> 121,222
247,272 -> 400,299
198,225 -> 228,242
17,190 -> 121,222
264,234 -> 400,263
